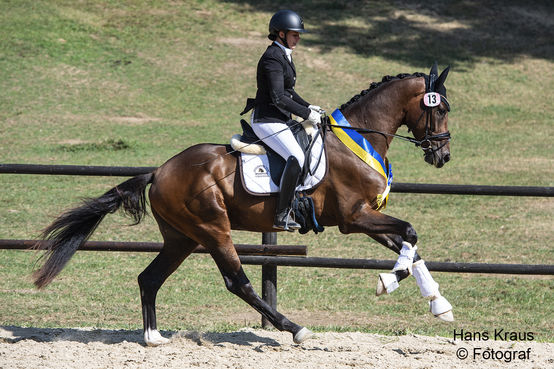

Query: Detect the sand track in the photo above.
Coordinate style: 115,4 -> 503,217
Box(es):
0,326 -> 552,368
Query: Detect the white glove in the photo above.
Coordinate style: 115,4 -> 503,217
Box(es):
308,109 -> 321,126
309,104 -> 322,113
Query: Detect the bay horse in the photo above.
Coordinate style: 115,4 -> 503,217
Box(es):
32,63 -> 453,346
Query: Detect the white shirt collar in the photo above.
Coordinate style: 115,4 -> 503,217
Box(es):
273,41 -> 293,62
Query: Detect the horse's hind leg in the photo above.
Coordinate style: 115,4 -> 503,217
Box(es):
138,212 -> 198,346
206,235 -> 313,343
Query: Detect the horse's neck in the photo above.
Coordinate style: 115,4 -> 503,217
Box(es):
329,77 -> 424,166
342,94 -> 404,158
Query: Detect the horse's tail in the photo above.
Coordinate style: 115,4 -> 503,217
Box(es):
32,172 -> 155,288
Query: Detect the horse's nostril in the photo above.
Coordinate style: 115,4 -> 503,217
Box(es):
443,154 -> 450,163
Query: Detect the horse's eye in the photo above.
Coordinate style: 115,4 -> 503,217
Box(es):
437,109 -> 447,117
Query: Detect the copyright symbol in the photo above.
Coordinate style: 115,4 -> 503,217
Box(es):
456,347 -> 468,360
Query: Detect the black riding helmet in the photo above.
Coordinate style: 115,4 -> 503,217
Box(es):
268,10 -> 307,47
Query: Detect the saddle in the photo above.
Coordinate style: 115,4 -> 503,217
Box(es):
230,119 -> 327,234
231,119 -> 318,186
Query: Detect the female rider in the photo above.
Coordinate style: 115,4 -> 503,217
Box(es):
243,10 -> 322,231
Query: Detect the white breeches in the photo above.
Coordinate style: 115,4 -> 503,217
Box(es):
252,121 -> 305,168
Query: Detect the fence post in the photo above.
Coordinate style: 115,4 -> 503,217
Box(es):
261,232 -> 277,329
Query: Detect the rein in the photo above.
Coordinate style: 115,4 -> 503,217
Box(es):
324,94 -> 451,151
325,121 -> 424,146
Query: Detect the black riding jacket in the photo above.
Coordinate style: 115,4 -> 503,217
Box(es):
246,43 -> 311,123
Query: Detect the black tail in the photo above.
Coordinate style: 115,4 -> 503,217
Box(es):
33,172 -> 154,288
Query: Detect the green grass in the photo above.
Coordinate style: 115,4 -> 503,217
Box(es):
0,0 -> 553,341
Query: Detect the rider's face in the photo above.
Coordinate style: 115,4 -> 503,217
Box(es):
279,31 -> 301,49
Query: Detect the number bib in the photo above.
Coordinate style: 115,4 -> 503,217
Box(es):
424,92 -> 441,107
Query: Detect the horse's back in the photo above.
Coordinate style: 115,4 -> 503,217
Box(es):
148,143 -> 236,218
150,142 -> 277,232
156,143 -> 234,180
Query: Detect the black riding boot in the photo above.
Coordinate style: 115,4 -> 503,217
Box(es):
274,156 -> 301,231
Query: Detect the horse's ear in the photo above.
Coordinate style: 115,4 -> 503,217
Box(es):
435,65 -> 450,92
428,61 -> 439,92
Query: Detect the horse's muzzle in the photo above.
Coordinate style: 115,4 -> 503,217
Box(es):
425,148 -> 450,168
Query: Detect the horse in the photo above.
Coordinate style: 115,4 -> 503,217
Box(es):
32,62 -> 453,346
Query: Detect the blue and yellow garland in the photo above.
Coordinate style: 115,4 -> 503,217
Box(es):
330,109 -> 393,210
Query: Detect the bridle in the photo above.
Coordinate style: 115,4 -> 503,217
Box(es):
324,91 -> 451,154
415,93 -> 451,154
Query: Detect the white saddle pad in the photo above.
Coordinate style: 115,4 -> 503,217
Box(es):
240,134 -> 326,195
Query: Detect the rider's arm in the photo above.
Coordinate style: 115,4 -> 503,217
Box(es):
290,89 -> 310,108
262,56 -> 311,120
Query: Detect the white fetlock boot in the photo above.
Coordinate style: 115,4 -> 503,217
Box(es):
412,260 -> 454,322
144,328 -> 170,346
376,242 -> 417,296
376,272 -> 399,296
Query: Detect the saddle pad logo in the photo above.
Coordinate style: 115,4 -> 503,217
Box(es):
254,165 -> 270,177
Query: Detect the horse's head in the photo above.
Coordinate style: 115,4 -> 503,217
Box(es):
405,63 -> 451,168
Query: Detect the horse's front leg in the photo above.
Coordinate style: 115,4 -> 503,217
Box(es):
340,208 -> 417,289
341,207 -> 453,321
369,233 -> 422,282
369,235 -> 454,322
339,202 -> 418,245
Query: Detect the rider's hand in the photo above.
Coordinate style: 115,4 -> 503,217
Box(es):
308,109 -> 322,126
309,104 -> 322,113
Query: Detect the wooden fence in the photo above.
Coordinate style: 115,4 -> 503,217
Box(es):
2,163 -> 553,327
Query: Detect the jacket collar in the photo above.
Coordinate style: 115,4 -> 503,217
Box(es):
271,42 -> 296,73
273,41 -> 292,61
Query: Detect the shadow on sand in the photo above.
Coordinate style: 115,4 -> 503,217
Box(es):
0,326 -> 282,347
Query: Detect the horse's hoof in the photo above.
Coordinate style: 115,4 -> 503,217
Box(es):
429,296 -> 454,322
436,310 -> 455,322
293,327 -> 314,344
144,329 -> 170,347
376,273 -> 399,296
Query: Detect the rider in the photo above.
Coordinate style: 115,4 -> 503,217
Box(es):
243,9 -> 322,231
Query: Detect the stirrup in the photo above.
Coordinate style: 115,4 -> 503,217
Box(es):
273,219 -> 301,232
274,210 -> 301,232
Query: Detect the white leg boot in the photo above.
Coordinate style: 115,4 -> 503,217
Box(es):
376,242 -> 417,296
144,328 -> 170,346
412,260 -> 454,322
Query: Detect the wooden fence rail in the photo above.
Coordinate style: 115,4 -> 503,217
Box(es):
2,163 -> 553,328
1,163 -> 553,196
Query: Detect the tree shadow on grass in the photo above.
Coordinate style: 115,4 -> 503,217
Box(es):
224,0 -> 553,69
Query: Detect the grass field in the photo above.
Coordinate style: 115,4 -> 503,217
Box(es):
1,1 -> 553,341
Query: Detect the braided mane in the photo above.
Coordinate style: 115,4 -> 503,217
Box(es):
340,72 -> 427,110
